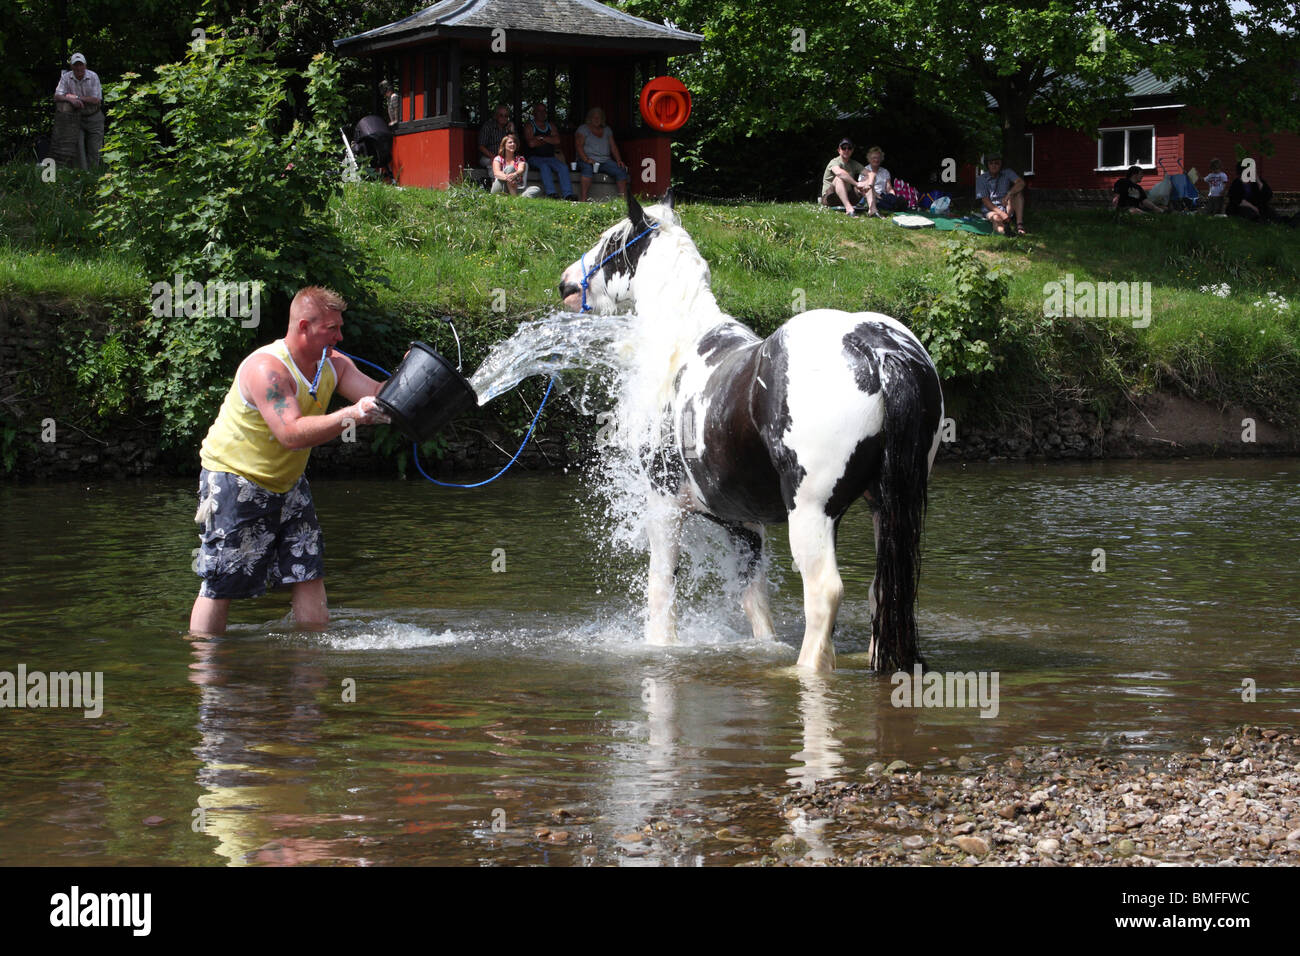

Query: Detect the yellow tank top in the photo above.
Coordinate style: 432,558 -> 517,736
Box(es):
199,339 -> 337,493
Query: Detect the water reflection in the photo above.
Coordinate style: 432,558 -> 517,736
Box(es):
787,671 -> 843,791
187,634 -> 368,866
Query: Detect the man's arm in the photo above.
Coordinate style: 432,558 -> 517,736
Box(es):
79,74 -> 102,107
53,74 -> 82,107
331,352 -> 386,403
523,122 -> 542,149
242,355 -> 385,452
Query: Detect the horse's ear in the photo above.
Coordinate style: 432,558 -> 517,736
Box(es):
626,191 -> 647,229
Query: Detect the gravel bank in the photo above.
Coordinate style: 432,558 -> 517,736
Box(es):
767,726 -> 1300,866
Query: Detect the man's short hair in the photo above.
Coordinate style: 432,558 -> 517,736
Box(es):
292,286 -> 347,318
987,153 -> 1002,162
1128,164 -> 1143,176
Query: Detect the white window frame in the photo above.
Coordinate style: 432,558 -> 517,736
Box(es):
1096,125 -> 1155,172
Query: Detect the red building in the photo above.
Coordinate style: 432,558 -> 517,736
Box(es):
333,0 -> 702,195
1018,70 -> 1300,200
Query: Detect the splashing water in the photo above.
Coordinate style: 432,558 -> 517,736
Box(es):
468,305 -> 774,633
468,311 -> 637,404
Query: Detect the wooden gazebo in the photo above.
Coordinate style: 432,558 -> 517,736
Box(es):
334,0 -> 703,194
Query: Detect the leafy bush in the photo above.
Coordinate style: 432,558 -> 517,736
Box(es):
93,30 -> 382,447
904,238 -> 1014,380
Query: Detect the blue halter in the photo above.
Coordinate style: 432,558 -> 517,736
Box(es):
579,223 -> 659,312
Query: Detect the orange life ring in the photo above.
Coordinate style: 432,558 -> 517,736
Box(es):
639,77 -> 692,132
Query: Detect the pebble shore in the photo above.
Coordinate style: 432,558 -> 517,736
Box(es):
766,726 -> 1300,866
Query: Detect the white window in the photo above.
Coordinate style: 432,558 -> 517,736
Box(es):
1096,126 -> 1155,171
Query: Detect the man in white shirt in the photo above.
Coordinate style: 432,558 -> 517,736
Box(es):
52,53 -> 104,168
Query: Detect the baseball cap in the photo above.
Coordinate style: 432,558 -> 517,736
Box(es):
70,53 -> 87,65
839,138 -> 854,148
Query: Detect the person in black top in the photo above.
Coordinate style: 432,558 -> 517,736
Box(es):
524,103 -> 575,200
1226,162 -> 1289,223
1112,165 -> 1162,214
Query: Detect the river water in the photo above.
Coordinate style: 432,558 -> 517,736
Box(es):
0,459 -> 1296,865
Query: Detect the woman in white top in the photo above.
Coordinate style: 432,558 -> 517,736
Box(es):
574,107 -> 629,202
858,146 -> 903,217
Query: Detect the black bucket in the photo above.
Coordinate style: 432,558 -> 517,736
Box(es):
375,341 -> 477,443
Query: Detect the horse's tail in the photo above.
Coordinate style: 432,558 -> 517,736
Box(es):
871,355 -> 937,673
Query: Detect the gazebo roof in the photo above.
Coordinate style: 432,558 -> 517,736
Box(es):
335,0 -> 704,55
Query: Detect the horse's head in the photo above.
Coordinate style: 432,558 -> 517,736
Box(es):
559,190 -> 703,314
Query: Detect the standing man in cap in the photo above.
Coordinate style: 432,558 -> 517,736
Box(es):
821,138 -> 867,215
52,52 -> 104,168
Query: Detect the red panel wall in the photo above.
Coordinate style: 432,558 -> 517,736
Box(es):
1029,107 -> 1300,192
621,135 -> 671,198
1181,114 -> 1300,191
392,127 -> 466,189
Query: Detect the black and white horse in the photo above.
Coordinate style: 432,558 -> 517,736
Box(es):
559,194 -> 944,672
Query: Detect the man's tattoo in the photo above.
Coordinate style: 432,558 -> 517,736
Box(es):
265,373 -> 292,420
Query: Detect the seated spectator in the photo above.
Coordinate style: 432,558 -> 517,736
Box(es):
491,134 -> 541,198
478,105 -> 515,171
820,138 -> 866,215
977,154 -> 1027,233
1227,162 -> 1283,223
859,146 -> 905,218
1202,158 -> 1228,215
1112,165 -> 1162,215
524,102 -> 575,200
575,107 -> 629,201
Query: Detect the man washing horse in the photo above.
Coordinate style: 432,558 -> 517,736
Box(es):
189,286 -> 390,635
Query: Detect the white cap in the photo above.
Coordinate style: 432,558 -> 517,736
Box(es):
70,52 -> 87,65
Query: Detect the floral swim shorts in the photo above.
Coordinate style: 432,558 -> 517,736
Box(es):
194,469 -> 324,599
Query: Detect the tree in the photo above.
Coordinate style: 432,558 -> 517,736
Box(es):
92,29 -> 383,447
618,0 -> 1300,177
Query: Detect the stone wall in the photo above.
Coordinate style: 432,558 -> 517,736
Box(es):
936,394 -> 1297,462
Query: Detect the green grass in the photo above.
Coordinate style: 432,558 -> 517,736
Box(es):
4,163 -> 1300,430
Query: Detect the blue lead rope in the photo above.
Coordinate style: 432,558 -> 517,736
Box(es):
579,223 -> 659,312
330,347 -> 555,488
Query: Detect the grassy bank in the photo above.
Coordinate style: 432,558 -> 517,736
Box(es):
328,181 -> 1300,423
3,162 -> 1299,476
